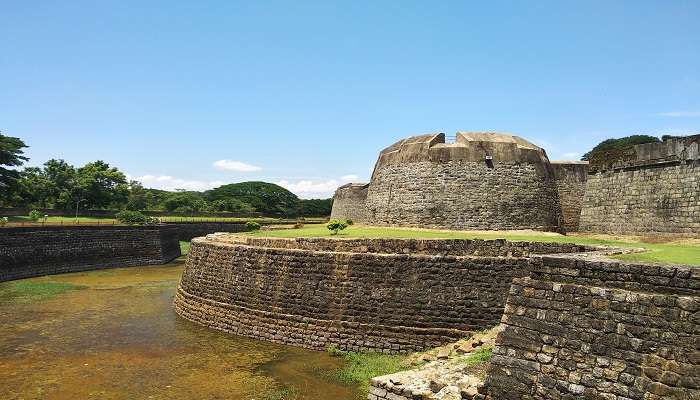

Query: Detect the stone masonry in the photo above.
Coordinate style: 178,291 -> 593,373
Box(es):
0,225 -> 181,282
174,235 -> 596,353
478,255 -> 700,400
579,134 -> 700,235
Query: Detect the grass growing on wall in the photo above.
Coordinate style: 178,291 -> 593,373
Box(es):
248,224 -> 700,266
0,280 -> 87,302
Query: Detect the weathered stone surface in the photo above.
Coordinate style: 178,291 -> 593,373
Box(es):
579,134 -> 700,235
332,132 -> 565,231
173,235 -> 596,353
0,225 -> 181,282
330,183 -> 369,222
550,161 -> 589,232
479,257 -> 700,400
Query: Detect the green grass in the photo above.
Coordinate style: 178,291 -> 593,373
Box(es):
248,224 -> 700,266
180,241 -> 191,255
323,348 -> 409,396
0,281 -> 87,302
462,347 -> 493,366
5,215 -> 326,225
262,387 -> 299,400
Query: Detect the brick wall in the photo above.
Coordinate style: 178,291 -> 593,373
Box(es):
0,225 -> 181,282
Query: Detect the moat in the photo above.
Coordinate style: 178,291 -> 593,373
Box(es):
0,259 -> 358,400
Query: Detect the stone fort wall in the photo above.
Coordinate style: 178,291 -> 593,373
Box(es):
0,225 -> 181,282
174,236 -> 594,353
330,183 -> 368,222
361,133 -> 563,231
579,135 -> 700,235
551,161 -> 589,232
479,255 -> 700,400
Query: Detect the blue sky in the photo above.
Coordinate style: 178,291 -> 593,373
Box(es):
2,1 -> 698,198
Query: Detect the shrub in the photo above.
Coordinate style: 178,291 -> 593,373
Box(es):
246,221 -> 261,231
28,210 -> 43,222
294,217 -> 305,229
0,217 -> 7,226
327,219 -> 348,235
116,210 -> 147,225
345,219 -> 354,225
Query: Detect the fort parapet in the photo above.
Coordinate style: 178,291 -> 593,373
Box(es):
579,134 -> 700,235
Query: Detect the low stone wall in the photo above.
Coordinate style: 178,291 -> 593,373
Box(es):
479,256 -> 700,400
163,222 -> 249,241
174,237 -> 595,353
0,225 -> 181,282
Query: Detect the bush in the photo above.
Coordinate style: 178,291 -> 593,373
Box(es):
116,210 -> 147,225
327,219 -> 348,235
294,217 -> 305,229
0,217 -> 7,226
28,210 -> 43,222
345,219 -> 354,225
246,221 -> 261,231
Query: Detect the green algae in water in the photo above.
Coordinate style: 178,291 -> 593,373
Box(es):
0,280 -> 87,302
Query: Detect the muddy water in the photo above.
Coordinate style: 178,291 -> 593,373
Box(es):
0,259 -> 358,400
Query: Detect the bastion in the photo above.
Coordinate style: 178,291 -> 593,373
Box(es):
331,132 -> 585,232
174,234 -> 595,353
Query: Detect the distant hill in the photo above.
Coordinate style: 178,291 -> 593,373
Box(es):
206,181 -> 302,215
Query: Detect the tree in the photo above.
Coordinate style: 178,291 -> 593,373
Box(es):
327,219 -> 348,235
74,161 -> 129,209
0,132 -> 29,204
581,135 -> 660,161
125,181 -> 151,211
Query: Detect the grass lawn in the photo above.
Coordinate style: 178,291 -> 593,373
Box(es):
248,224 -> 700,266
6,215 -> 325,225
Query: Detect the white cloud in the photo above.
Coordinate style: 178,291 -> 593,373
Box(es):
212,160 -> 262,172
658,110 -> 700,118
276,174 -> 361,199
134,174 -> 224,191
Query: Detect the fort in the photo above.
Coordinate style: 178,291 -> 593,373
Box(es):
332,132 -> 700,235
176,233 -> 700,400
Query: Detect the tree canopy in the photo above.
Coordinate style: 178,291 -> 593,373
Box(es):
3,134 -> 332,216
0,132 -> 29,202
581,135 -> 660,162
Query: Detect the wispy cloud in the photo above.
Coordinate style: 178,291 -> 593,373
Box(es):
277,175 -> 361,199
657,110 -> 700,118
212,160 -> 262,172
132,174 -> 224,191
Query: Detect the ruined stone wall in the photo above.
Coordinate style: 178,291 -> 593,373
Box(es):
479,256 -> 700,400
329,183 -> 369,222
172,237 -> 586,353
0,225 -> 181,282
365,161 -> 561,231
579,135 -> 700,235
551,161 -> 588,232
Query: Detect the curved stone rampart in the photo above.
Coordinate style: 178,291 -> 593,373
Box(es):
343,132 -> 564,231
174,235 -> 597,353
